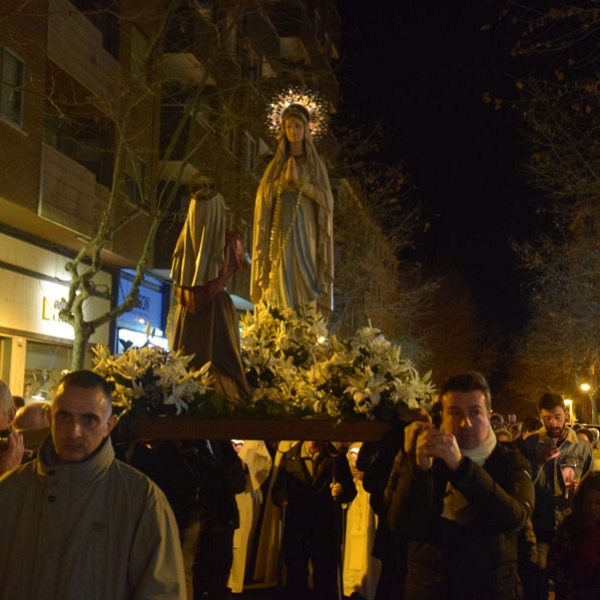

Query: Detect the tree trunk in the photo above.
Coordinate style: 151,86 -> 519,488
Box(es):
70,319 -> 94,371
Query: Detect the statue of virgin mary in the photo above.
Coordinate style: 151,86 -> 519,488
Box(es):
250,103 -> 334,315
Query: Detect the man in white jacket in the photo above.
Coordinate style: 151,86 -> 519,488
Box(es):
0,370 -> 186,600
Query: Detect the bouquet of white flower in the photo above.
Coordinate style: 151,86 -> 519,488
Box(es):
241,298 -> 434,421
92,344 -> 213,417
300,326 -> 434,421
239,296 -> 329,415
92,296 -> 434,424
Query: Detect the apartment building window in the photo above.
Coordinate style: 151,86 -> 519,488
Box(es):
227,127 -> 238,155
71,121 -> 114,187
160,84 -> 191,160
245,132 -> 257,172
195,96 -> 218,132
223,18 -> 237,54
131,27 -> 150,84
0,337 -> 11,382
195,1 -> 212,19
125,156 -> 147,207
243,45 -> 260,81
262,58 -> 276,79
44,108 -> 114,187
76,0 -> 119,58
314,10 -> 323,41
323,33 -> 332,65
158,181 -> 190,219
0,46 -> 24,127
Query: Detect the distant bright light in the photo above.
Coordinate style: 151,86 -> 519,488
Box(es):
564,398 -> 574,423
317,335 -> 327,344
580,383 -> 591,392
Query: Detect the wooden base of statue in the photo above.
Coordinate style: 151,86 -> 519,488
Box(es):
20,420 -> 393,447
130,417 -> 392,442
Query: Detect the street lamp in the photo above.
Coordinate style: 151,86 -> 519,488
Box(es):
580,383 -> 591,393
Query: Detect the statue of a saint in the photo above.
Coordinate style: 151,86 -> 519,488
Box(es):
250,103 -> 334,315
170,174 -> 250,403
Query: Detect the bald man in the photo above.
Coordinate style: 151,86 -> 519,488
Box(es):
14,401 -> 50,430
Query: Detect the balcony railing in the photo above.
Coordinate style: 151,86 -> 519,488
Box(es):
39,144 -> 109,241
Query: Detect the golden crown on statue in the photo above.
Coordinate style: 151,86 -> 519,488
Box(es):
267,86 -> 329,140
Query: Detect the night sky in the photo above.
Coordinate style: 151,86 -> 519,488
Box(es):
337,2 -> 537,333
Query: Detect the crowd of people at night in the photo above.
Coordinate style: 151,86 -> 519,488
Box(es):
1,370 -> 599,600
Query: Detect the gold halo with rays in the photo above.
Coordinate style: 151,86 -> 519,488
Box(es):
267,87 -> 328,141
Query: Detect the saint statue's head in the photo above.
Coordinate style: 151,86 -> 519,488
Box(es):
188,172 -> 219,200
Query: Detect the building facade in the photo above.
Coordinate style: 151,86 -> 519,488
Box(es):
0,0 -> 342,398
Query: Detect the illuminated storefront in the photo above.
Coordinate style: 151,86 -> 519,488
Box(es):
0,231 -> 111,401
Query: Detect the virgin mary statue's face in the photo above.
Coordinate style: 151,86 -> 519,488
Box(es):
284,116 -> 305,144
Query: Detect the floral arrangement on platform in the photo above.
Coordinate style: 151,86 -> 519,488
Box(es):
92,344 -> 213,418
240,298 -> 331,416
92,297 -> 434,423
240,297 -> 435,421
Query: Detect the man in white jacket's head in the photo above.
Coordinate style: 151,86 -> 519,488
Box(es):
49,370 -> 117,462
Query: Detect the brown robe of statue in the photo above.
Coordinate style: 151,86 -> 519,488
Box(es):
170,183 -> 250,403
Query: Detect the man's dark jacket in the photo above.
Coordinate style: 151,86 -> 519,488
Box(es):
272,441 -> 357,538
385,441 -> 535,600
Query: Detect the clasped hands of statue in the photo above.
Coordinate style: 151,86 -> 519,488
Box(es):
282,156 -> 302,191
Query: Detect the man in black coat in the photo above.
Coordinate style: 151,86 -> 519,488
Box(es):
115,438 -> 245,600
357,408 -> 430,600
385,372 -> 535,600
272,440 -> 357,600
193,439 -> 246,600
